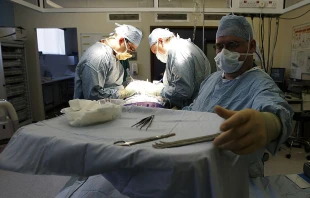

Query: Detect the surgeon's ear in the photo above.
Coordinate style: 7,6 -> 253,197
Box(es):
249,39 -> 256,53
119,37 -> 125,45
158,38 -> 164,46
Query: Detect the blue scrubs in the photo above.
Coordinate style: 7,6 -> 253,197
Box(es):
184,68 -> 294,177
162,38 -> 211,108
74,42 -> 124,100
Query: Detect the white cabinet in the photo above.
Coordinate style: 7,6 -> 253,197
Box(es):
0,41 -> 32,126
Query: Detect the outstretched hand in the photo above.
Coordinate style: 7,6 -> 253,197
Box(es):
213,105 -> 268,155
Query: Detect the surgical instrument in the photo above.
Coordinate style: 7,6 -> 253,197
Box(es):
114,133 -> 176,146
131,115 -> 154,130
152,133 -> 220,149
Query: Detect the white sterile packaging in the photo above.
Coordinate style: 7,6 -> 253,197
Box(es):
61,99 -> 122,127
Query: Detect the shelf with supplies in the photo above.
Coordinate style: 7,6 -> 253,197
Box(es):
3,60 -> 23,67
0,41 -> 32,126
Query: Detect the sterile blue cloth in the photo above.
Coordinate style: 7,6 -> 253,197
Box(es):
162,37 -> 211,108
74,42 -> 124,100
0,106 -> 249,198
56,175 -> 129,198
57,173 -> 310,198
183,67 -> 294,178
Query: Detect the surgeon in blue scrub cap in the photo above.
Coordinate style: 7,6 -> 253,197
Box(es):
184,15 -> 294,178
147,28 -> 211,108
74,23 -> 142,100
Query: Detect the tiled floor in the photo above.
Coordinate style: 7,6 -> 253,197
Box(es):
264,146 -> 309,176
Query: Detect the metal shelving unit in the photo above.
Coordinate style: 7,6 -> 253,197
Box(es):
0,41 -> 32,126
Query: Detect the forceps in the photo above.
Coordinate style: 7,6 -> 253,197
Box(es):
131,115 -> 155,130
114,133 -> 176,146
152,133 -> 220,149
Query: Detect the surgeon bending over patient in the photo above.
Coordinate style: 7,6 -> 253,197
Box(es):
74,23 -> 142,100
184,15 -> 294,177
147,28 -> 211,109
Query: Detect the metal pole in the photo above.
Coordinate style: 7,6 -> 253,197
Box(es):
202,0 -> 205,51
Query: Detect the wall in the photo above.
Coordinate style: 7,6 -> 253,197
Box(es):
273,4 -> 310,78
0,0 -> 15,26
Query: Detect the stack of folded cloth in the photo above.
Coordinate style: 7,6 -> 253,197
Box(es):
61,99 -> 123,127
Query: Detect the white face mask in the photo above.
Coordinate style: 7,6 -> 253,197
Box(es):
116,39 -> 132,60
107,38 -> 132,60
214,42 -> 253,74
156,40 -> 168,63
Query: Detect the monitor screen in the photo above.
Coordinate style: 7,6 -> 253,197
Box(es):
270,68 -> 285,83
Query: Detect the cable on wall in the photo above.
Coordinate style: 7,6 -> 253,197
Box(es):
269,17 -> 279,70
279,9 -> 310,20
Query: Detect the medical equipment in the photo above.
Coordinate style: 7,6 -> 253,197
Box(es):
303,162 -> 310,179
130,63 -> 138,75
153,133 -> 220,149
114,133 -> 175,146
131,115 -> 154,130
0,100 -> 19,142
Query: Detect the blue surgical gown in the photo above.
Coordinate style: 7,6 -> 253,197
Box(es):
162,38 -> 211,108
184,68 -> 294,177
74,42 -> 124,100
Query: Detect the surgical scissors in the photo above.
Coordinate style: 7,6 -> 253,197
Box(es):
131,115 -> 155,130
114,133 -> 176,146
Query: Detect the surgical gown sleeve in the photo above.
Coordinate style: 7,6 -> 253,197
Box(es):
162,51 -> 194,108
161,39 -> 210,108
251,81 -> 294,155
79,64 -> 120,100
74,43 -> 123,100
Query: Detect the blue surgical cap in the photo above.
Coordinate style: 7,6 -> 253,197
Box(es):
216,15 -> 253,41
148,28 -> 175,47
114,23 -> 143,46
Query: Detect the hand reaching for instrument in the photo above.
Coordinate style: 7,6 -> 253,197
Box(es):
213,105 -> 281,155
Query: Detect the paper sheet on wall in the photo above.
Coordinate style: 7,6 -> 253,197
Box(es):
80,33 -> 110,53
290,23 -> 310,80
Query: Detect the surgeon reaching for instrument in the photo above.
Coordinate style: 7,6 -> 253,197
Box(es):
136,28 -> 211,109
183,15 -> 294,178
74,23 -> 142,100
